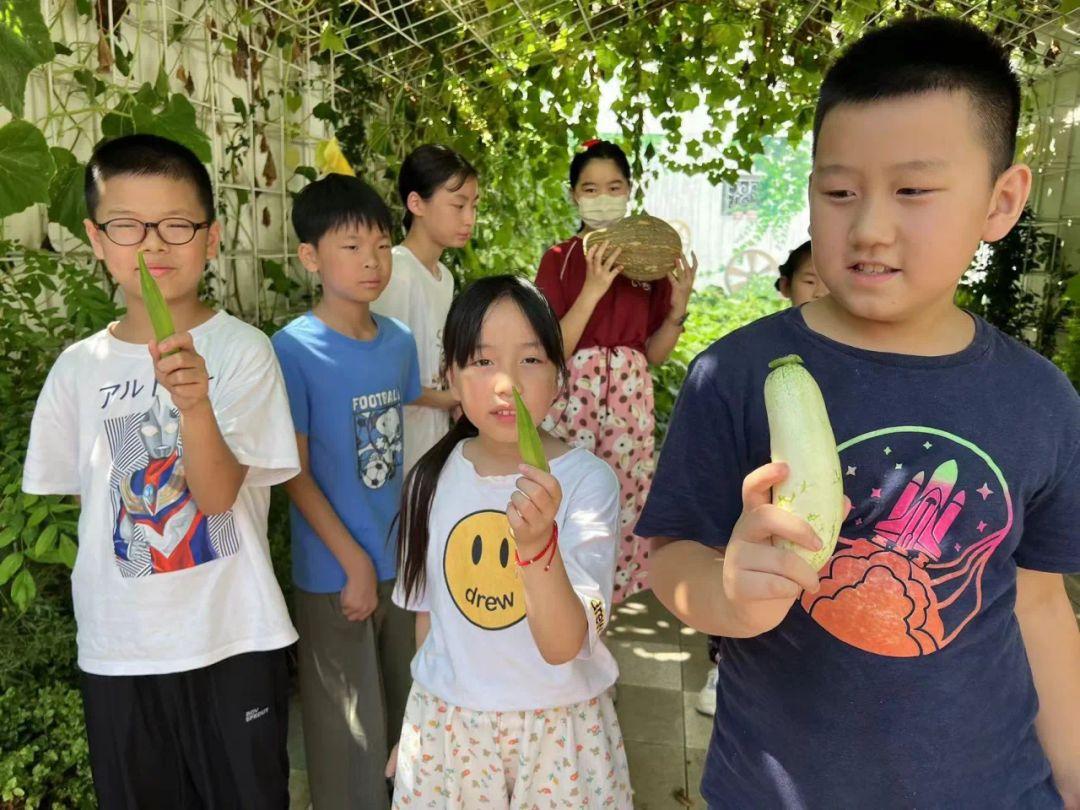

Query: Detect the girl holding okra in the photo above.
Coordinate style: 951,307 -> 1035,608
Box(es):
386,275 -> 631,809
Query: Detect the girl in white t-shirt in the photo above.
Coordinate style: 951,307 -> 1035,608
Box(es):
388,275 -> 631,809
372,145 -> 479,473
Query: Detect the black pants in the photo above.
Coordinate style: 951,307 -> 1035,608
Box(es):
81,648 -> 290,810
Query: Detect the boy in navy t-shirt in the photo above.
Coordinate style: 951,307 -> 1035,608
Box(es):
639,17 -> 1080,809
272,175 -> 421,810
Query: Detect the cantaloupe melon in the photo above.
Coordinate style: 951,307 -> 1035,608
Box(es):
582,214 -> 682,282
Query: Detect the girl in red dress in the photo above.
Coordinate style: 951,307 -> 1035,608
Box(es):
535,140 -> 696,601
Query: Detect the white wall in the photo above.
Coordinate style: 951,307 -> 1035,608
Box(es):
3,0 -> 337,323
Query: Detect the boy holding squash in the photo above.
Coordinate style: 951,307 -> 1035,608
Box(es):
640,17 -> 1080,808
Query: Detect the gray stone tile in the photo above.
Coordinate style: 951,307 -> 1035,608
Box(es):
608,590 -> 684,644
686,747 -> 708,806
682,691 -> 715,751
610,638 -> 686,690
608,621 -> 684,644
680,637 -> 714,696
288,696 -> 311,809
625,740 -> 689,809
616,684 -> 684,745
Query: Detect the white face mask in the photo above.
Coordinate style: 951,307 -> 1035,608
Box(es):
576,194 -> 628,229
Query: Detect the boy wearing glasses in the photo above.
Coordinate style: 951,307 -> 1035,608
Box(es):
23,134 -> 300,809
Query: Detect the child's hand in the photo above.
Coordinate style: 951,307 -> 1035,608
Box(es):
507,464 -> 563,559
581,241 -> 622,303
385,742 -> 399,779
669,251 -> 698,315
341,553 -> 379,622
724,462 -> 826,611
150,333 -> 210,414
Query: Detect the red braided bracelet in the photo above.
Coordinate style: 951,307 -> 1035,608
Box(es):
515,524 -> 559,571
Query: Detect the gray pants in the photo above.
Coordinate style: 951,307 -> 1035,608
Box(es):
295,581 -> 415,810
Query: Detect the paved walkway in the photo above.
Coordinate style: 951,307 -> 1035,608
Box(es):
287,588 -> 714,809
289,577 -> 1080,809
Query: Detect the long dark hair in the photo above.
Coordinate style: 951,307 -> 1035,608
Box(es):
398,144 -> 478,230
395,275 -> 567,604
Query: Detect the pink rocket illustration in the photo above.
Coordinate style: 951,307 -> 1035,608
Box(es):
874,459 -> 965,561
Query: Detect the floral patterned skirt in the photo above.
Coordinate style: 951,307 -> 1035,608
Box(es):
392,685 -> 632,809
543,346 -> 656,603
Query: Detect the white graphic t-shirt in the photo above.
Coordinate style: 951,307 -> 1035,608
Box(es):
23,312 -> 300,676
372,245 -> 455,472
394,442 -> 621,711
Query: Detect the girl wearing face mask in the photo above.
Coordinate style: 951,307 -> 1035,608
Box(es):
534,139 -> 696,602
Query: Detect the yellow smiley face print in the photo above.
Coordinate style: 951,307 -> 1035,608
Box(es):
443,510 -> 526,630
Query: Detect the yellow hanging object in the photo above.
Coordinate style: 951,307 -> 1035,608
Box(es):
314,137 -> 355,177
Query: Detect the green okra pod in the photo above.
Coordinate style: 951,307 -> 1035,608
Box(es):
138,251 -> 176,354
513,388 -> 549,473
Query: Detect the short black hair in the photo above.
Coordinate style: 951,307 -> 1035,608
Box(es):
85,134 -> 215,221
778,240 -> 813,283
569,140 -> 632,188
814,16 -> 1020,177
398,145 -> 478,230
292,173 -> 394,245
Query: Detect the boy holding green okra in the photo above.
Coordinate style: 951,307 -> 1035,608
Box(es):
23,134 -> 299,809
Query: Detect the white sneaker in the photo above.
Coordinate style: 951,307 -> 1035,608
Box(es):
695,666 -> 719,716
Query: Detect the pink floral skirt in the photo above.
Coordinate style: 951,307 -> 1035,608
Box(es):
543,346 -> 655,602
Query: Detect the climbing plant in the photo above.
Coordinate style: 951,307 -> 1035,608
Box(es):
325,0 -> 1067,280
0,0 -> 1076,603
0,0 -> 336,611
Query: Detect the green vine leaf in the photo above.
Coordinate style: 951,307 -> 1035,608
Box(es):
1065,273 -> 1080,304
10,568 -> 36,611
0,0 -> 55,116
0,119 -> 54,217
319,21 -> 345,54
59,536 -> 78,569
312,101 -> 340,125
100,93 -> 210,164
134,94 -> 213,163
48,147 -> 89,243
34,524 -> 58,557
0,551 -> 23,586
72,68 -> 107,99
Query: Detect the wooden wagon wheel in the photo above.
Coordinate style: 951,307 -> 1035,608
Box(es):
723,248 -> 779,293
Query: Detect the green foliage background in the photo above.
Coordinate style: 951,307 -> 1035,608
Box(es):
0,1 -> 1077,804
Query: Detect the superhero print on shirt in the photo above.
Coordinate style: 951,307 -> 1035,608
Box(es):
105,395 -> 239,577
353,389 -> 404,490
801,426 -> 1013,658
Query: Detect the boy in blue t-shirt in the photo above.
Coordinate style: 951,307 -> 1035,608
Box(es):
639,17 -> 1079,809
272,175 -> 421,810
